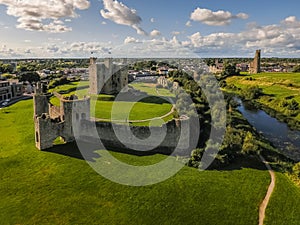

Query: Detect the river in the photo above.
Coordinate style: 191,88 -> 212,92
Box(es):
235,98 -> 300,162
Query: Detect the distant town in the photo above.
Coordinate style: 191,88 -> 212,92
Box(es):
1,52 -> 300,105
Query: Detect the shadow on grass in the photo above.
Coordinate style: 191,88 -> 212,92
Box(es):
45,140 -> 273,173
212,155 -> 268,171
116,92 -> 174,105
57,85 -> 89,94
45,140 -> 175,162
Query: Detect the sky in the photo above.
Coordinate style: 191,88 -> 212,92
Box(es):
0,0 -> 300,58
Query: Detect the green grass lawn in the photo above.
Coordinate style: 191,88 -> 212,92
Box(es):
2,100 -> 299,224
264,173 -> 300,225
92,100 -> 172,120
130,82 -> 175,97
226,72 -> 300,121
48,81 -> 175,125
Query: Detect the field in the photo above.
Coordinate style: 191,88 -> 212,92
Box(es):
264,173 -> 300,225
225,72 -> 300,121
0,99 -> 299,224
48,81 -> 175,125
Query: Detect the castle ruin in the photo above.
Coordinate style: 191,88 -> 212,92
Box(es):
249,50 -> 261,74
33,86 -> 195,154
89,58 -> 128,95
33,58 -> 197,154
34,83 -> 90,150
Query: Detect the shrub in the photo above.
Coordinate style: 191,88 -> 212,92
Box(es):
242,86 -> 263,100
287,99 -> 299,111
48,76 -> 70,89
242,132 -> 260,154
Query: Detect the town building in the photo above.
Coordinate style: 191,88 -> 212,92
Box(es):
236,63 -> 249,72
209,59 -> 223,74
0,81 -> 23,101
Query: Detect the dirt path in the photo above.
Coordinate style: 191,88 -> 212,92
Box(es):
258,155 -> 276,225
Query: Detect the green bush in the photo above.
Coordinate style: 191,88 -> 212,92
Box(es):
242,132 -> 260,154
287,99 -> 299,111
242,85 -> 263,100
48,76 -> 70,89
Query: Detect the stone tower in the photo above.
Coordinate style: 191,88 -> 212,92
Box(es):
89,57 -> 128,95
249,50 -> 261,74
33,82 -> 49,118
33,83 -> 90,150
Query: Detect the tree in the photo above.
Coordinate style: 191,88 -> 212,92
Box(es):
221,63 -> 240,77
242,132 -> 260,154
292,65 -> 300,73
0,63 -> 14,74
18,72 -> 40,83
242,86 -> 263,99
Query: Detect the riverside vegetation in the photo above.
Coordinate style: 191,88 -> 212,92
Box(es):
224,72 -> 300,130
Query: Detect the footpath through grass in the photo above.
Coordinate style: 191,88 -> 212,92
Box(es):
0,99 -> 287,225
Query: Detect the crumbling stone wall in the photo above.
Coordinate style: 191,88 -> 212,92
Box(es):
33,82 -> 194,155
249,49 -> 261,74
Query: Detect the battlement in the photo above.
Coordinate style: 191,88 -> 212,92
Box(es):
33,83 -> 91,150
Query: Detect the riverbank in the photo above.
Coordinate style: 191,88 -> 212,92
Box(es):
225,72 -> 300,130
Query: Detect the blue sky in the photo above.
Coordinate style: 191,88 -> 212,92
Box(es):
0,0 -> 300,58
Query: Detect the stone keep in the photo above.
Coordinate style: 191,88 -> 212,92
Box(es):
249,49 -> 261,74
89,58 -> 128,95
33,83 -> 90,150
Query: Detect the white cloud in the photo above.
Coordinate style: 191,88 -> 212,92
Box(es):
116,37 -> 196,58
0,45 -> 20,57
0,0 -> 90,33
101,21 -> 107,25
4,16 -> 300,58
172,31 -> 181,36
186,21 -> 192,27
190,7 -> 248,26
185,16 -> 300,56
150,18 -> 155,23
150,29 -> 161,37
124,36 -> 138,44
24,49 -> 32,54
100,0 -> 147,35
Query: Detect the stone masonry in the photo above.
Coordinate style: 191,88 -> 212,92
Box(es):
34,82 -> 90,150
249,49 -> 261,74
89,58 -> 128,95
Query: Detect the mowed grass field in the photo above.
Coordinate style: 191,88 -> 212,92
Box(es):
1,100 -> 300,224
226,72 -> 300,121
49,81 -> 174,125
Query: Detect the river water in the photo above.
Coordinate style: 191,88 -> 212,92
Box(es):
235,98 -> 300,162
